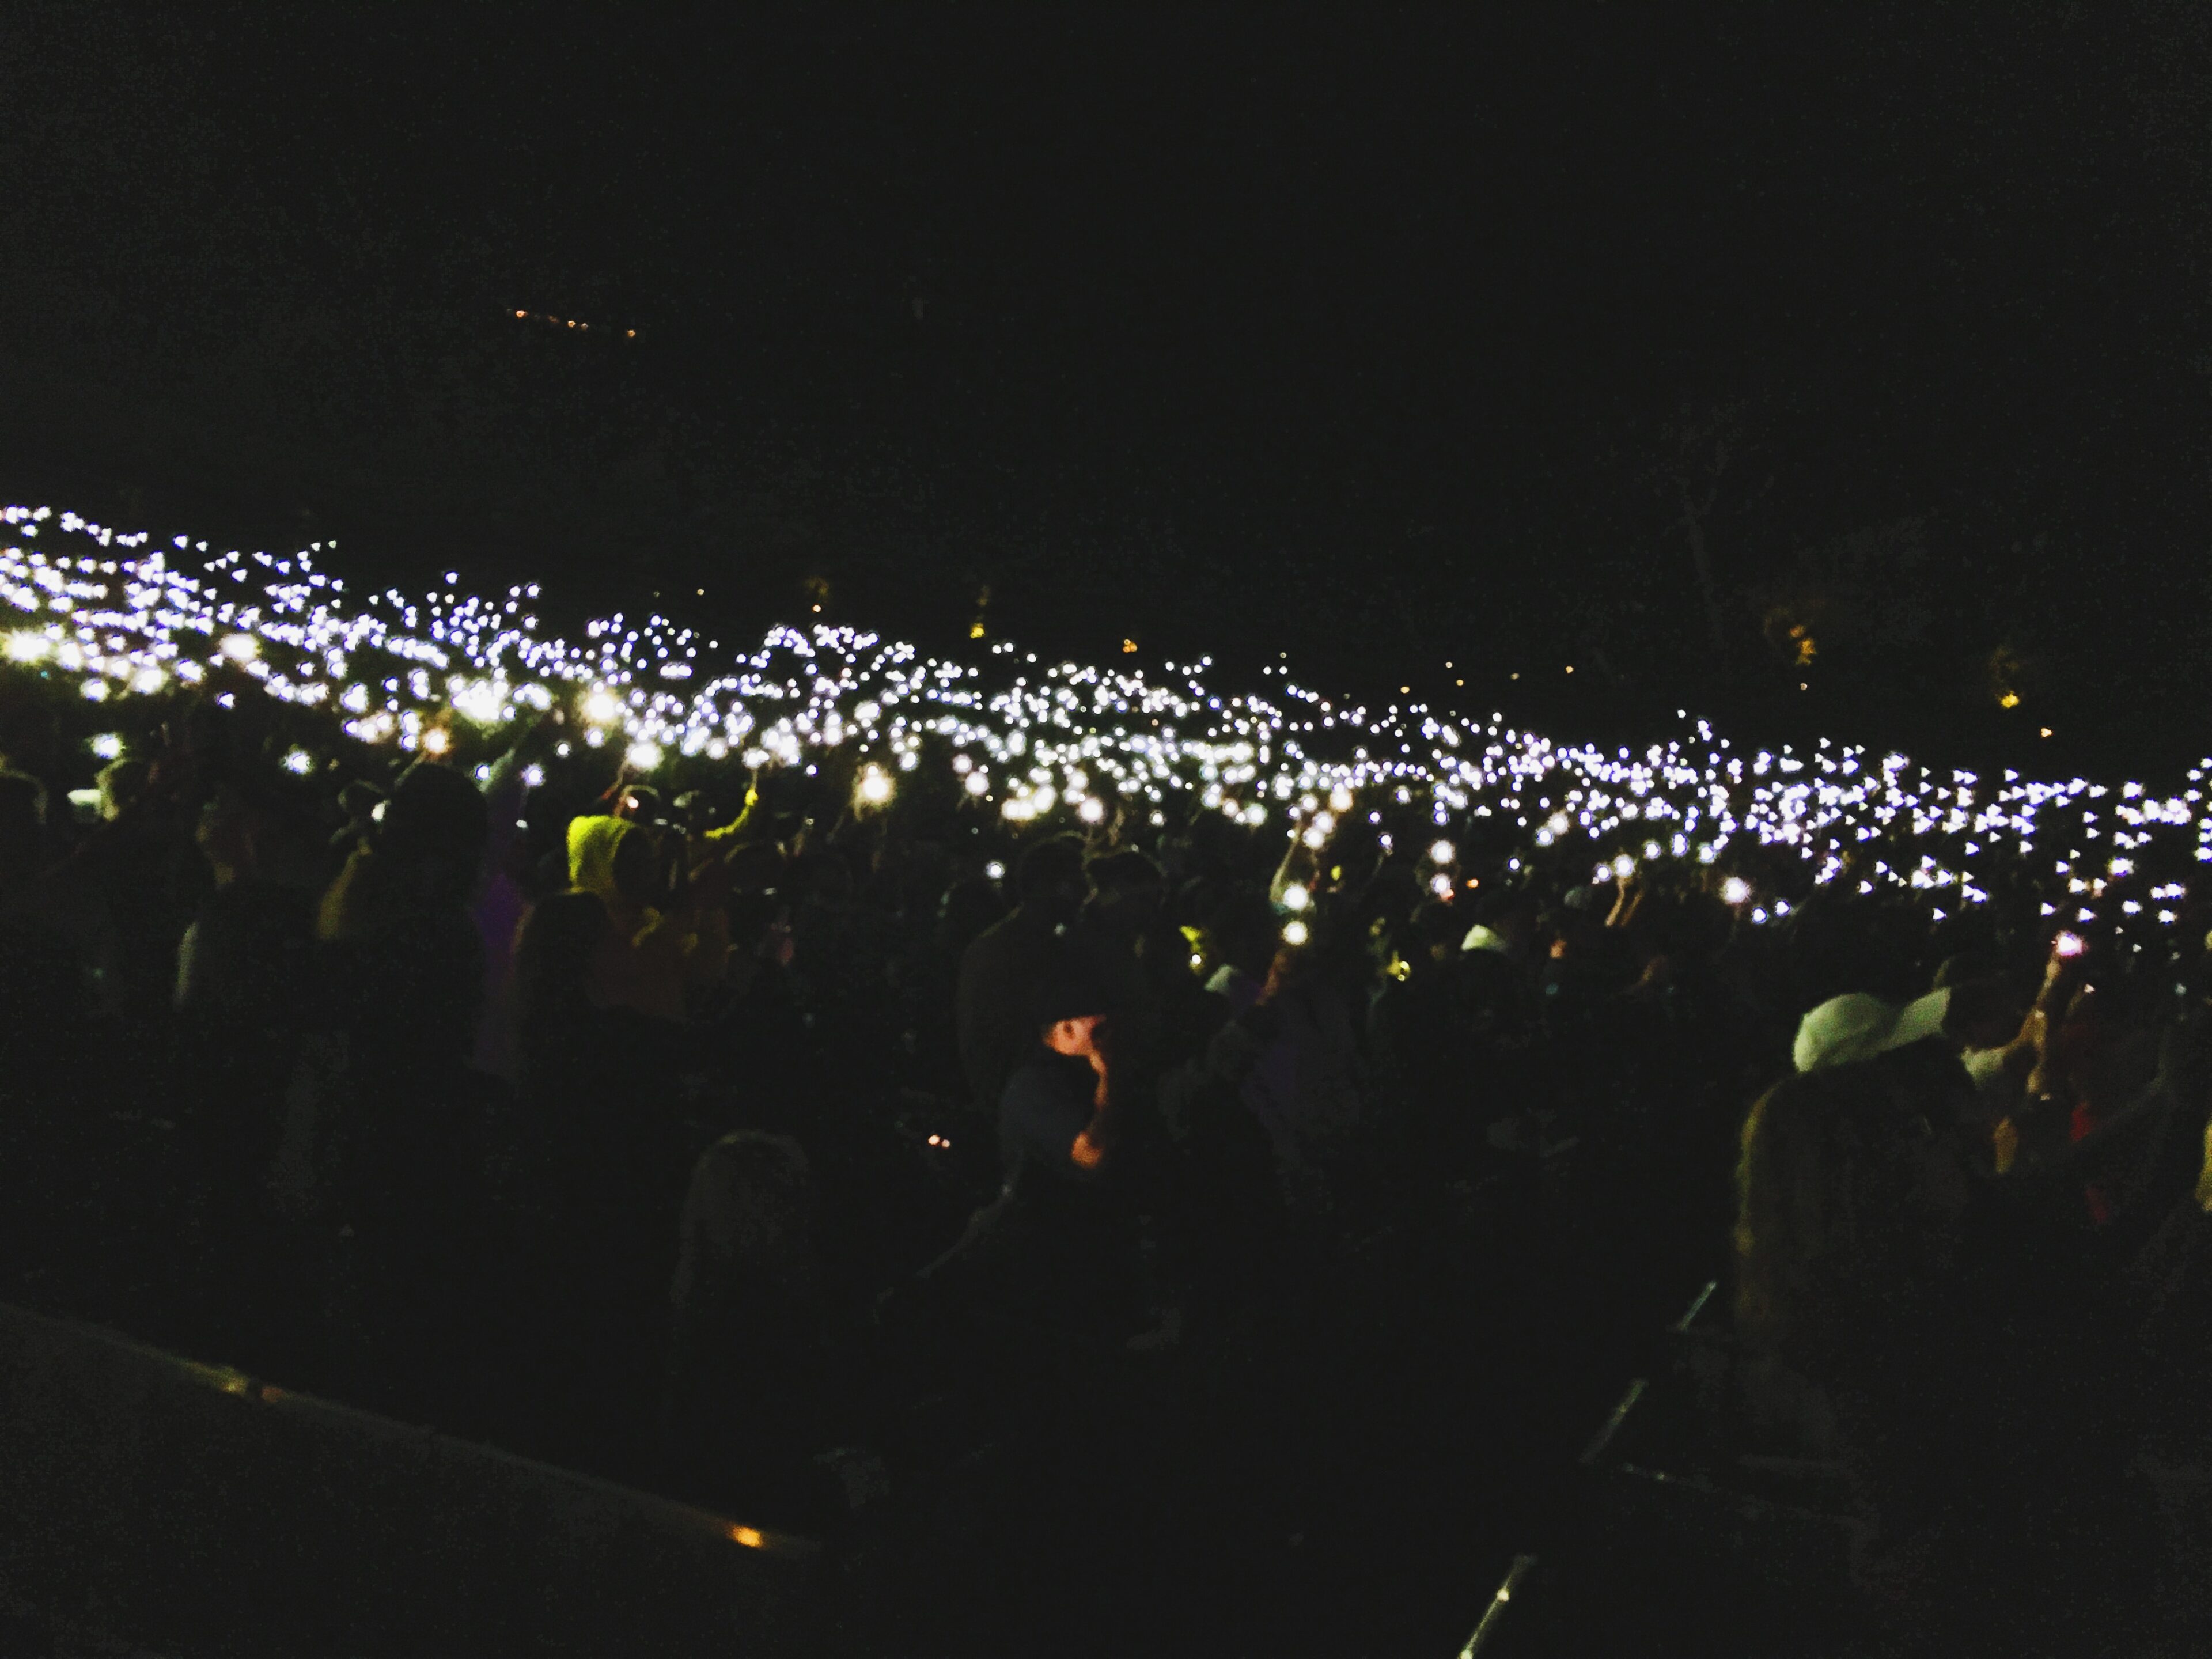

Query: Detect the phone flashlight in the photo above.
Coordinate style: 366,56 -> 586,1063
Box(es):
2054,931 -> 2086,958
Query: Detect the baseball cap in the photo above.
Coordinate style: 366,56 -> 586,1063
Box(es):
1793,987 -> 1952,1073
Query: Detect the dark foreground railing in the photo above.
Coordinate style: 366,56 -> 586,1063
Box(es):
0,1302 -> 836,1657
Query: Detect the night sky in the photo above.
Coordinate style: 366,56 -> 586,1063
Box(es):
3,4 -> 2206,769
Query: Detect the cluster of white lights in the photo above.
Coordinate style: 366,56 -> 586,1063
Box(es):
7,501 -> 2209,935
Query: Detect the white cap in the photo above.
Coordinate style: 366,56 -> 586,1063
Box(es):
1792,987 -> 1952,1074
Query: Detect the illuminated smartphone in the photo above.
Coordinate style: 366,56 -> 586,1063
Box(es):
2054,931 -> 2086,958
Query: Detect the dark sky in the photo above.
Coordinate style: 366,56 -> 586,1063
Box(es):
2,3 -> 2206,767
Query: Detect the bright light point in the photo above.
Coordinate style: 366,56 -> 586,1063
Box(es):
1612,854 -> 1635,879
5,633 -> 50,664
218,633 -> 258,662
627,740 -> 662,769
1078,796 -> 1105,823
1721,876 -> 1752,905
1283,919 -> 1310,945
82,679 -> 108,701
1429,839 -> 1455,865
985,861 -> 1006,882
965,770 -> 990,796
584,689 -> 622,724
1329,786 -> 1353,813
1282,882 -> 1310,912
90,733 -> 122,759
283,748 -> 313,775
857,766 -> 893,805
421,728 -> 450,756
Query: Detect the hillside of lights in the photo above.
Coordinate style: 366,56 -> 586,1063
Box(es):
5,499 -> 2210,936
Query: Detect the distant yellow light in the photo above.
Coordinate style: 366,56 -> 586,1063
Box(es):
729,1526 -> 764,1549
970,621 -> 987,639
857,766 -> 893,805
1999,692 -> 2021,709
1122,639 -> 1137,653
2040,727 -> 2052,738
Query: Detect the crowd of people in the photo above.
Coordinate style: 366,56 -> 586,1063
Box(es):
3,669 -> 2211,1653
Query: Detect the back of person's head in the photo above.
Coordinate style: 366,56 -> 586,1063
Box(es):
0,770 -> 45,882
1203,891 -> 1281,983
1017,835 -> 1088,919
617,783 -> 668,828
96,757 -> 150,821
195,785 -> 262,882
1355,863 -> 1423,933
515,889 -> 611,1028
726,889 -> 781,956
1407,898 -> 1463,965
1472,885 -> 1539,935
940,873 -> 1008,948
676,1131 -> 819,1305
378,761 -> 487,902
0,708 -> 55,780
1027,941 -> 1113,1037
1088,847 -> 1163,935
788,847 -> 853,906
1088,847 -> 1162,902
722,839 -> 786,896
